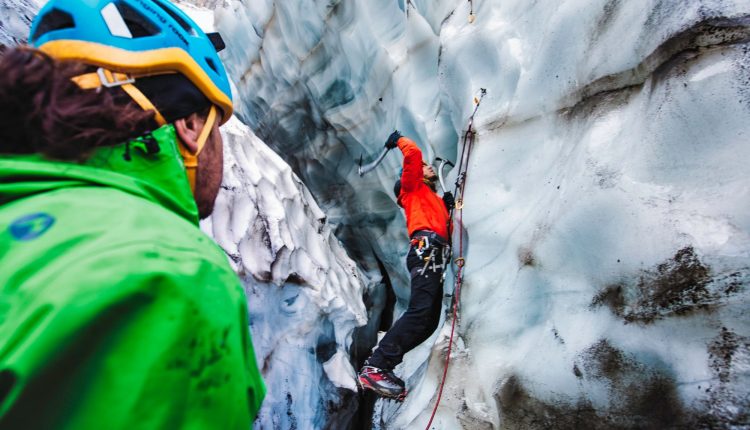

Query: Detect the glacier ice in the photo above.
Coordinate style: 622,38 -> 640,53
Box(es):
3,0 -> 750,428
203,117 -> 369,429
214,0 -> 750,428
0,0 -> 39,46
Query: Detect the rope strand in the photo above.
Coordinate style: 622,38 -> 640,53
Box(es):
424,89 -> 485,429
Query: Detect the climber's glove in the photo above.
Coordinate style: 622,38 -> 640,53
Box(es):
442,192 -> 455,210
385,130 -> 402,149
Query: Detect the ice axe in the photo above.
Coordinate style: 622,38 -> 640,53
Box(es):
434,156 -> 455,193
358,146 -> 392,177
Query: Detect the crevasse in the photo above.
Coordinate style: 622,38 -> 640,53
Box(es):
3,0 -> 749,428
214,0 -> 750,428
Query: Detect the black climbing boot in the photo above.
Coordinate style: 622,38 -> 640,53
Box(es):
357,366 -> 407,401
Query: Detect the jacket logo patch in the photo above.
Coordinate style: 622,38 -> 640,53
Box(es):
9,213 -> 56,241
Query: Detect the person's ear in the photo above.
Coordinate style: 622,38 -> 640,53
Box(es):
174,112 -> 206,153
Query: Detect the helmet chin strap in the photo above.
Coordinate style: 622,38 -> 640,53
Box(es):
71,68 -> 168,125
71,67 -> 218,192
178,105 -> 217,192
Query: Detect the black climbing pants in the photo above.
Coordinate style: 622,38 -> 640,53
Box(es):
367,238 -> 445,371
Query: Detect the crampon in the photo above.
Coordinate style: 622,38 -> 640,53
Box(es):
357,366 -> 407,401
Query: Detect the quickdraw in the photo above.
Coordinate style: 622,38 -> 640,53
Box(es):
419,248 -> 437,276
411,236 -> 431,257
424,88 -> 486,430
411,234 -> 451,276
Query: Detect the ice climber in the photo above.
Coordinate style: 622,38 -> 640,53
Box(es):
0,0 -> 265,427
358,131 -> 455,400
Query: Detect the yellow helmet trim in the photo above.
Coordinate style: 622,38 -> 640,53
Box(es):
39,40 -> 233,124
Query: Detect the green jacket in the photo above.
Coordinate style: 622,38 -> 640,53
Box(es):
0,126 -> 265,429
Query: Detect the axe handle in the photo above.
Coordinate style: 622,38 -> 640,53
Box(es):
358,146 -> 392,176
437,159 -> 454,193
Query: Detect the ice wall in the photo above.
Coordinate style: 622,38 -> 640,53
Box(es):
208,119 -> 386,430
216,0 -> 750,428
3,0 -> 750,428
203,118 -> 369,429
0,0 -> 37,46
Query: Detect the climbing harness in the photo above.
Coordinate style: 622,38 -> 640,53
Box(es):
424,88 -> 486,430
411,231 -> 450,276
419,248 -> 437,276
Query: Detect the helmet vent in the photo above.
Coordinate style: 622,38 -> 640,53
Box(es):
151,0 -> 197,36
205,57 -> 218,73
101,3 -> 132,38
115,1 -> 160,38
30,8 -> 75,42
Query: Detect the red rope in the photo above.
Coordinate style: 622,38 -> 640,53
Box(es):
423,124 -> 476,429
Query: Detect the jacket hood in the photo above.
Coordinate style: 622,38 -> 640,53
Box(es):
0,124 -> 199,225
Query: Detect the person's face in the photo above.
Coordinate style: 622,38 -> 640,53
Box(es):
423,162 -> 437,181
174,109 -> 224,219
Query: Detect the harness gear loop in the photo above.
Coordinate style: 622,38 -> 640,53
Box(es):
411,231 -> 449,276
178,105 -> 218,192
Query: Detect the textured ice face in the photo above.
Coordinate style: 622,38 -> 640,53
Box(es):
3,0 -> 749,428
215,0 -> 750,428
202,118 -> 369,429
0,0 -> 38,46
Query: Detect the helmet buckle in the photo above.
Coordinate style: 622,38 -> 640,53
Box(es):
96,67 -> 135,88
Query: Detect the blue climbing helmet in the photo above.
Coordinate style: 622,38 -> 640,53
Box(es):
29,0 -> 233,124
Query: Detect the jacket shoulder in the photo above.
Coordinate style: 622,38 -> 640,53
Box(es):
0,186 -> 235,289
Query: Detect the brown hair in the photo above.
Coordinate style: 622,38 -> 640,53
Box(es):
0,46 -> 156,161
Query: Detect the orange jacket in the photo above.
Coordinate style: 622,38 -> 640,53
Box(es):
396,137 -> 451,241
